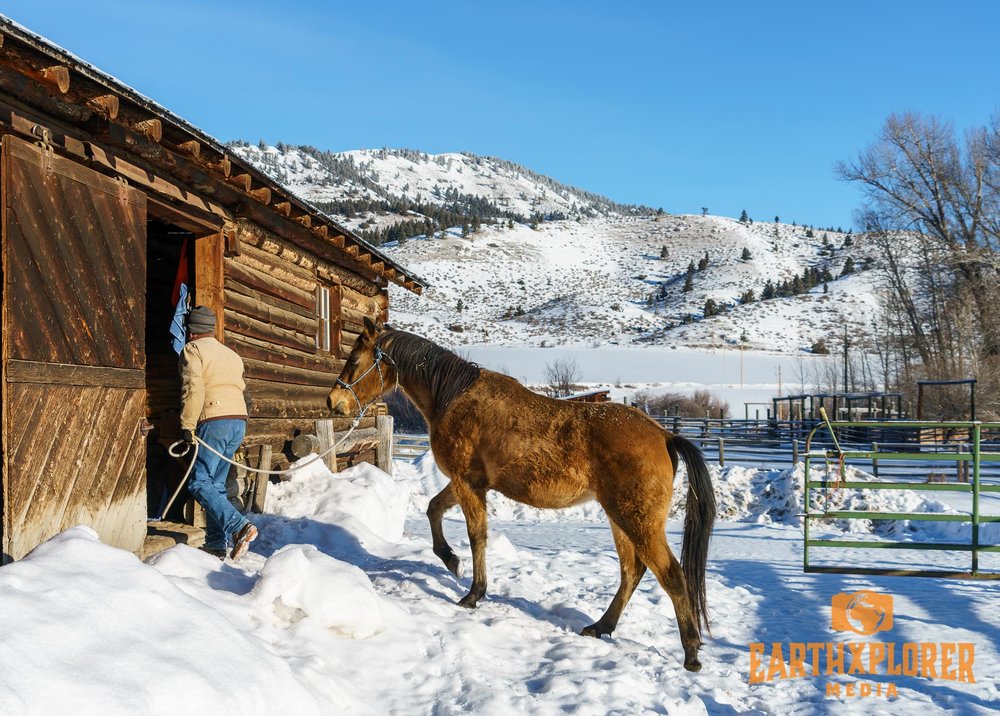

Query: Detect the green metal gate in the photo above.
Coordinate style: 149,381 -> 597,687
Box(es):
803,420 -> 1000,579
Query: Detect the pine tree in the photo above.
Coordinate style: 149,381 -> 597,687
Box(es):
698,251 -> 709,271
774,215 -> 780,223
741,247 -> 752,261
840,257 -> 855,276
703,298 -> 719,317
701,207 -> 708,216
457,298 -> 464,312
507,218 -> 514,229
739,209 -> 750,223
843,235 -> 854,247
683,263 -> 694,292
660,245 -> 669,260
739,289 -> 756,304
461,222 -> 470,238
762,280 -> 776,300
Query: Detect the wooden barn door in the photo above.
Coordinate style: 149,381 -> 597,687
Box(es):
1,135 -> 147,562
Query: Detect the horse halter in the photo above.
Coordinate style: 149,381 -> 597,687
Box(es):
336,344 -> 397,422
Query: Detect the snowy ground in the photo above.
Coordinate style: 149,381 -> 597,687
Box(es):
384,215 -> 880,353
1,455 -> 997,715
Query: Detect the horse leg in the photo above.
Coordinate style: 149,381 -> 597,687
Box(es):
451,478 -> 489,608
581,519 -> 646,638
633,531 -> 703,672
426,483 -> 462,577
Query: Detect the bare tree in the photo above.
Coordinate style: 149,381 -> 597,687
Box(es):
837,112 -> 1000,417
543,357 -> 582,397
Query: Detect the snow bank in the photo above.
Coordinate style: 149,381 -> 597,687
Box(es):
254,455 -> 410,561
0,527 -> 326,715
251,545 -> 385,638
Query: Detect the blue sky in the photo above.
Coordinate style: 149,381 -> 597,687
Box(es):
4,1 -> 998,227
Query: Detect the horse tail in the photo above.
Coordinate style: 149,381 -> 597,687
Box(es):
667,433 -> 716,638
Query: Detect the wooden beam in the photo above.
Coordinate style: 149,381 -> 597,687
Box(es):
133,118 -> 162,142
248,186 -> 271,204
329,234 -> 346,248
272,201 -> 292,216
344,244 -> 359,257
209,154 -> 231,178
370,261 -> 384,274
291,214 -> 311,228
311,224 -> 328,239
175,139 -> 201,158
85,93 -> 119,119
39,65 -> 70,93
227,173 -> 251,192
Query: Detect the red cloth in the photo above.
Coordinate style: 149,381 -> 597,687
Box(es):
171,238 -> 190,306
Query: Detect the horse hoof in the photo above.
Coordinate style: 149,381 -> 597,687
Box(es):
457,594 -> 479,609
446,555 -> 462,578
581,624 -> 608,638
683,659 -> 702,673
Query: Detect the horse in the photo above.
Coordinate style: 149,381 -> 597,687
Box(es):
328,319 -> 716,672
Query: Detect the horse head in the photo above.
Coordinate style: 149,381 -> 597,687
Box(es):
328,317 -> 396,416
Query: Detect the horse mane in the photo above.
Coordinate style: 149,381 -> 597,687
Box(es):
379,328 -> 482,416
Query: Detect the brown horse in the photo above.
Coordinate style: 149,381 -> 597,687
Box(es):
329,320 -> 716,671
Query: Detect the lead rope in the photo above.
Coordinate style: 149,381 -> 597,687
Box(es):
156,346 -> 397,521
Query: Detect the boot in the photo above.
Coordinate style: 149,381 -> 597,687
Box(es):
229,522 -> 258,561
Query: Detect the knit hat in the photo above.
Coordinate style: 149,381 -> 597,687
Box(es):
188,305 -> 216,334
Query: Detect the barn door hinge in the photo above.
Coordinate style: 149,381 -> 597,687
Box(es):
31,124 -> 55,173
116,175 -> 130,205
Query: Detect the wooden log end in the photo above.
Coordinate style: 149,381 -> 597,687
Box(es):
228,173 -> 252,192
42,65 -> 70,93
177,139 -> 202,158
86,93 -> 119,119
135,118 -> 163,142
249,186 -> 272,204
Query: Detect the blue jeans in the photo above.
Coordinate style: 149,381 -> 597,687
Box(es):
187,419 -> 248,550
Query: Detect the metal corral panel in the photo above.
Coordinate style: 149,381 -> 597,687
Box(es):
2,135 -> 147,562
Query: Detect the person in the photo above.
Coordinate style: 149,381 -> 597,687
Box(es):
179,305 -> 257,560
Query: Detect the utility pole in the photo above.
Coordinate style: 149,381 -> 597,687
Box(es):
843,325 -> 849,394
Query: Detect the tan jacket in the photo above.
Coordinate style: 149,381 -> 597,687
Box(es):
179,337 -> 248,430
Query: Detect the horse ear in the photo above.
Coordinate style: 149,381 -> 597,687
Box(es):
363,316 -> 378,335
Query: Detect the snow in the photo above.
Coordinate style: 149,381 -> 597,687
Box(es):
233,142 -> 880,359
1,452 -> 998,714
382,214 -> 879,353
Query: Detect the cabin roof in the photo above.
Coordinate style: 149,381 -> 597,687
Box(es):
0,15 -> 426,294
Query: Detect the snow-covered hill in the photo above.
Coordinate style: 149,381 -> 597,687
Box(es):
384,214 -> 880,352
230,143 -> 637,223
233,141 -> 879,353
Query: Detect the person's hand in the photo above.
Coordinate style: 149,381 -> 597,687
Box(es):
182,429 -> 195,445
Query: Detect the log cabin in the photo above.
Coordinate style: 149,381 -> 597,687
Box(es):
0,17 -> 425,562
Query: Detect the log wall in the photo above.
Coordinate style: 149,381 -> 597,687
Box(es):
223,222 -> 387,471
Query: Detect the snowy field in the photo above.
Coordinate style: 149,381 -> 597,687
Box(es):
464,344 -> 824,412
1,453 -> 998,715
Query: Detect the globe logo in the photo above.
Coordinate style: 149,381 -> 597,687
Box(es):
831,590 -> 894,635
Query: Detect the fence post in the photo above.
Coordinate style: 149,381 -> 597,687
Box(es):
792,438 -> 799,465
673,416 -> 680,435
871,442 -> 879,480
376,414 -> 394,476
718,437 -> 725,467
315,419 -> 338,473
252,444 -> 272,513
972,423 -> 981,575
